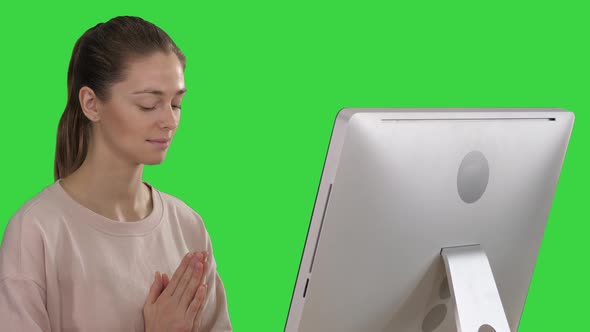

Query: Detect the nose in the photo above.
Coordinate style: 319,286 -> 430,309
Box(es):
159,105 -> 179,130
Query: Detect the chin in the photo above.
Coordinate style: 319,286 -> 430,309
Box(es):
141,155 -> 167,165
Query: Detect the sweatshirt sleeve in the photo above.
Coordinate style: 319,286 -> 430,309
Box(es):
0,209 -> 51,331
0,278 -> 51,331
197,229 -> 233,332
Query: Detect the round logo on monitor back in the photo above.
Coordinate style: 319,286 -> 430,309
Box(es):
457,150 -> 489,204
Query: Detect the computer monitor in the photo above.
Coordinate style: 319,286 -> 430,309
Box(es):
285,108 -> 575,332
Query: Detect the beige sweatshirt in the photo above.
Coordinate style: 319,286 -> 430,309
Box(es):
0,179 -> 232,331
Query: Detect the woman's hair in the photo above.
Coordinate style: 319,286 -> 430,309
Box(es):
54,16 -> 186,181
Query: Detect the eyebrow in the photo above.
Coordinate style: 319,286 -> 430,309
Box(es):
132,88 -> 187,96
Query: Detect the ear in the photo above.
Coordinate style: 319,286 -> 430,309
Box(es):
79,86 -> 102,122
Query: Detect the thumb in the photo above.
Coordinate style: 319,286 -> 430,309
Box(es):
146,271 -> 162,305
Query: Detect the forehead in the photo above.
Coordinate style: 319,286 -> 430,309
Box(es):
118,52 -> 185,94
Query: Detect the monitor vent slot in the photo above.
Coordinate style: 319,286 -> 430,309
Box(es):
381,117 -> 556,122
303,278 -> 310,298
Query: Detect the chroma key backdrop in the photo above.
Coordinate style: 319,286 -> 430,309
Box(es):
1,1 -> 588,331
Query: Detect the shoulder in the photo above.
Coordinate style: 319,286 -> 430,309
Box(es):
5,184 -> 63,237
159,191 -> 203,220
157,189 -> 208,231
1,185 -> 59,279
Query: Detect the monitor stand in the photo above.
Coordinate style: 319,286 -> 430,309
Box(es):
440,245 -> 511,332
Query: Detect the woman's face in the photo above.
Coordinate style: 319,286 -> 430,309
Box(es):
89,51 -> 185,166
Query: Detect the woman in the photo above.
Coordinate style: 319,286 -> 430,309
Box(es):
0,16 -> 232,332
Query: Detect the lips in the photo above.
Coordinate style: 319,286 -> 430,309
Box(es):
147,138 -> 171,143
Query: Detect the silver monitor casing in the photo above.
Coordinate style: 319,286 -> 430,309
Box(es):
285,108 -> 575,332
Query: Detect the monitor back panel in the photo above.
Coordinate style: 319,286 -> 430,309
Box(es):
286,108 -> 574,332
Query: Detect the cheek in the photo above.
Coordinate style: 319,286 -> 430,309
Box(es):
103,107 -> 149,141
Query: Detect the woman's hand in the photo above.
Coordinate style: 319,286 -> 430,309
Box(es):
143,251 -> 209,332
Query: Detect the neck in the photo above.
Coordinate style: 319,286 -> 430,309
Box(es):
60,142 -> 152,222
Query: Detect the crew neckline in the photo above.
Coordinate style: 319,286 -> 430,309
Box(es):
48,178 -> 164,236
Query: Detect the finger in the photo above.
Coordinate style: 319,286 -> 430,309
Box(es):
179,259 -> 203,309
202,251 -> 208,263
172,256 -> 196,300
186,284 -> 208,327
163,252 -> 193,297
162,273 -> 170,289
145,271 -> 162,305
200,258 -> 209,285
194,251 -> 204,262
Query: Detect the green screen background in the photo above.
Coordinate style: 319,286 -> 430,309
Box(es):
1,1 -> 588,331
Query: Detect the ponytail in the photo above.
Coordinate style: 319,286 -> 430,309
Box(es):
54,34 -> 92,181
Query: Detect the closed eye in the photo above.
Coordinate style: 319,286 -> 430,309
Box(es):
139,105 -> 182,111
